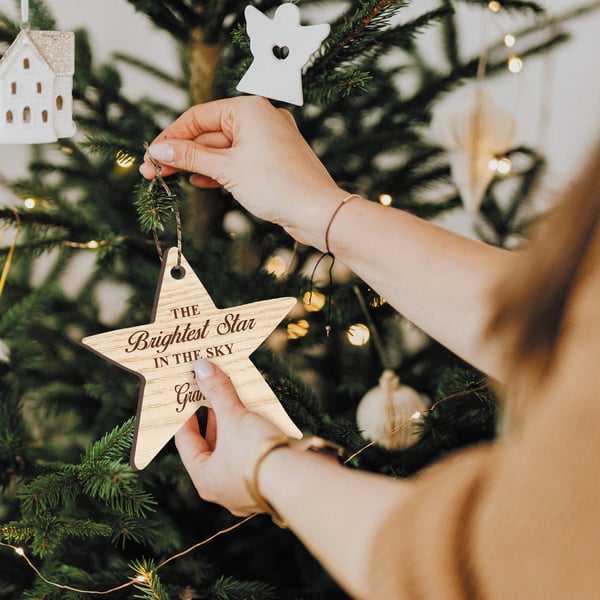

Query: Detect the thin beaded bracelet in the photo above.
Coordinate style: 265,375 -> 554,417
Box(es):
324,193 -> 361,253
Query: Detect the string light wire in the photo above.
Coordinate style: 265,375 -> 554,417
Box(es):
0,515 -> 256,596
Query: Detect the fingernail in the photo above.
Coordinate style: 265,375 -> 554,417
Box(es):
139,162 -> 152,177
194,359 -> 215,381
149,142 -> 174,163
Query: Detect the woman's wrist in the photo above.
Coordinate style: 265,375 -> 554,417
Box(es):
252,435 -> 345,528
290,187 -> 356,252
244,433 -> 292,528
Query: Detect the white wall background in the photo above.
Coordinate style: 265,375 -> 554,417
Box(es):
0,0 -> 599,204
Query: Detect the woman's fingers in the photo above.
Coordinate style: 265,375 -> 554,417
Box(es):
193,359 -> 246,421
189,174 -> 222,188
174,414 -> 211,467
205,408 -> 217,448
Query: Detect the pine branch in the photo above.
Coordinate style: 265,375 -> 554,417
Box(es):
306,4 -> 451,100
441,0 -> 459,68
17,471 -> 79,517
1,516 -> 112,558
306,69 -> 373,104
82,418 -> 136,465
310,0 -> 410,75
376,6 -> 454,52
134,179 -> 182,234
81,460 -> 157,518
131,558 -> 170,600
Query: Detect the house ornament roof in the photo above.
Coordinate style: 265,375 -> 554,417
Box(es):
0,30 -> 74,77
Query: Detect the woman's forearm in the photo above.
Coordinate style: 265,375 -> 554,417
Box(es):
257,446 -> 412,599
327,196 -> 514,380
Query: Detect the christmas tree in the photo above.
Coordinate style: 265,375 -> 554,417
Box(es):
1,0 -> 598,597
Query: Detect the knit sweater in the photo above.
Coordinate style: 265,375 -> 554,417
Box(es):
366,313 -> 600,598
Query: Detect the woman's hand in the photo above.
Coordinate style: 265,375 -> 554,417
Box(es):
139,95 -> 349,251
174,358 -> 286,516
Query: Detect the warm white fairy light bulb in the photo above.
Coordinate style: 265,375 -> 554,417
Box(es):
496,157 -> 512,174
264,255 -> 287,279
369,294 -> 386,308
489,157 -> 512,174
14,547 -> 25,556
504,34 -> 516,48
23,198 -> 36,209
378,193 -> 392,206
87,240 -> 99,249
115,150 -> 136,169
303,290 -> 325,312
507,55 -> 523,73
488,1 -> 501,13
347,323 -> 370,346
287,319 -> 310,339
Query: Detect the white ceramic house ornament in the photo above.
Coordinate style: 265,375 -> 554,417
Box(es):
0,29 -> 76,144
236,3 -> 330,106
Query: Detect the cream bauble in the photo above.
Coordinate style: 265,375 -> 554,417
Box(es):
356,369 -> 427,450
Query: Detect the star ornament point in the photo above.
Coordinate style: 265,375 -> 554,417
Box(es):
82,248 -> 301,470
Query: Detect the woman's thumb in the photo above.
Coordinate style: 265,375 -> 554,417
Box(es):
194,359 -> 245,417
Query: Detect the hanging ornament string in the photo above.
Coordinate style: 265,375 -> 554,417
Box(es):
0,209 -> 21,300
307,252 -> 335,337
20,0 -> 29,30
142,142 -> 182,267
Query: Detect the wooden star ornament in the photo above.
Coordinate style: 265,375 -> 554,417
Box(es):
82,248 -> 301,470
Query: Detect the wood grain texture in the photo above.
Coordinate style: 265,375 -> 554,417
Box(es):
82,248 -> 301,470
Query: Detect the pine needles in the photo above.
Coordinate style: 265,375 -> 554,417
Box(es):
2,419 -> 156,557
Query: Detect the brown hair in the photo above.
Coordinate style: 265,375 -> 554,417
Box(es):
488,140 -> 600,383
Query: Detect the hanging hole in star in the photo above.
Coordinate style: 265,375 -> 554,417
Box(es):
170,265 -> 186,280
272,45 -> 290,60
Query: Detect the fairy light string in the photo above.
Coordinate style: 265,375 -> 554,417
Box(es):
0,515 -> 256,596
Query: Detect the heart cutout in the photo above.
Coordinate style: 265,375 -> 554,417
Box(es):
272,45 -> 290,60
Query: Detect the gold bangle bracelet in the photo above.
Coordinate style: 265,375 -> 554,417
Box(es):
244,434 -> 291,528
244,434 -> 345,529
